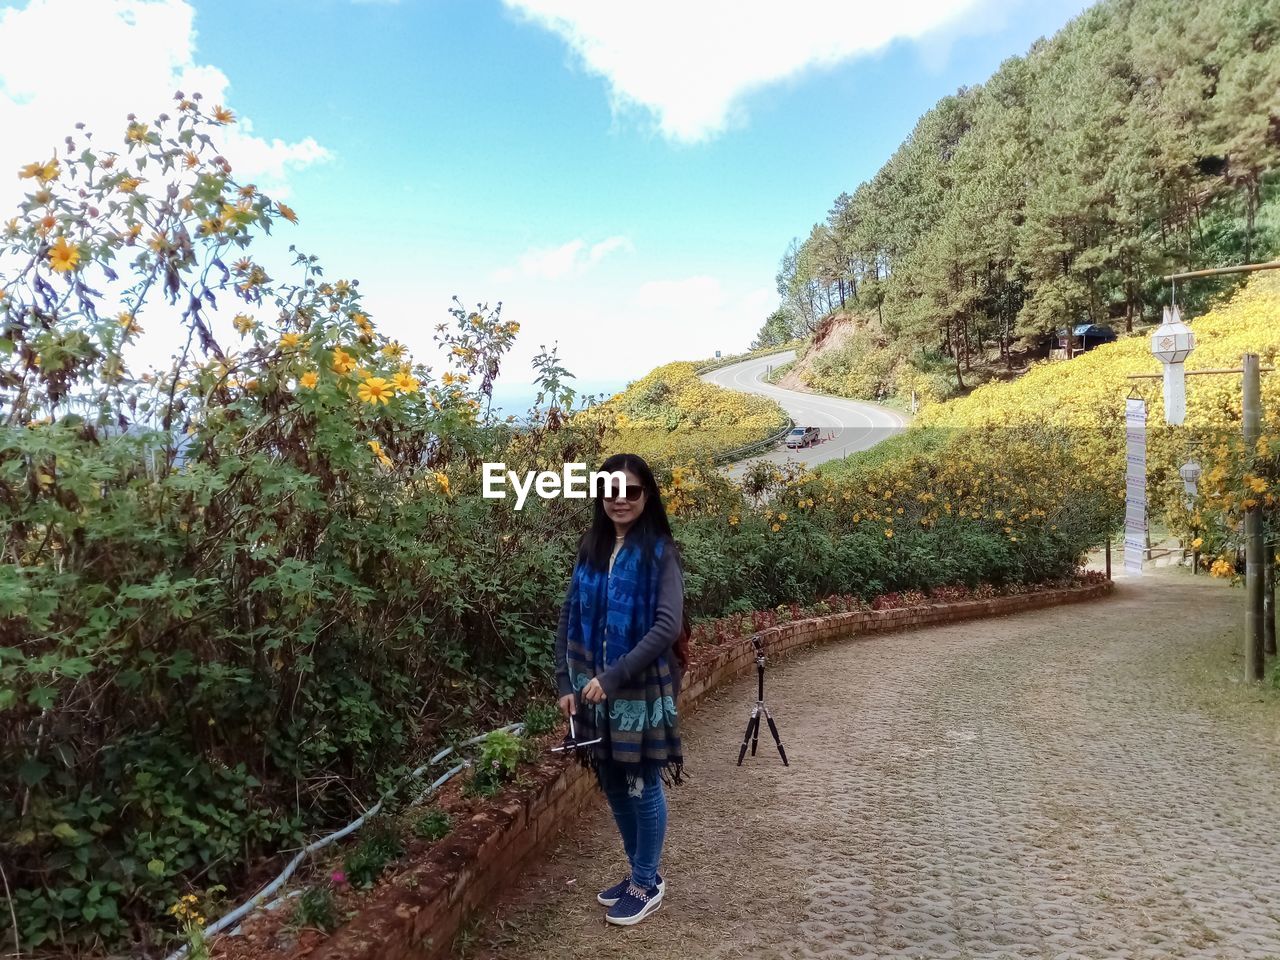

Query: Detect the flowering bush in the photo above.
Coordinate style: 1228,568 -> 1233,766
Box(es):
907,273 -> 1280,579
584,361 -> 788,466
0,99 -> 603,952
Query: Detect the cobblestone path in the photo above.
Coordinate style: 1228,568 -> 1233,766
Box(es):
466,574 -> 1280,960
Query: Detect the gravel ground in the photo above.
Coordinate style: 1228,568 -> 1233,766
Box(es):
462,572 -> 1280,960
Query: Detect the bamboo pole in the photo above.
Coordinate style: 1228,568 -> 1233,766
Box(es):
1265,523 -> 1276,657
1127,367 -> 1275,379
1244,353 -> 1265,681
1163,260 -> 1280,281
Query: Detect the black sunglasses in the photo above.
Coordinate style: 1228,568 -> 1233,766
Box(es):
602,484 -> 645,502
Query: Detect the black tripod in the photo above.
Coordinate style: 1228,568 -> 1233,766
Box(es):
737,636 -> 789,766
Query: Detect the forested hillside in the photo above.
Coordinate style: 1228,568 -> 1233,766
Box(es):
775,0 -> 1280,400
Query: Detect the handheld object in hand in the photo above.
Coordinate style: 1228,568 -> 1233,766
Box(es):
550,701 -> 603,754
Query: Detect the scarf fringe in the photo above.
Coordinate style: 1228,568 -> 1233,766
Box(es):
566,745 -> 686,794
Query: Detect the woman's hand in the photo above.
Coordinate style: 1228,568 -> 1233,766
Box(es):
582,677 -> 606,704
558,694 -> 576,718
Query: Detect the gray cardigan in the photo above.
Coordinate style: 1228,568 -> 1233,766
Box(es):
554,545 -> 684,702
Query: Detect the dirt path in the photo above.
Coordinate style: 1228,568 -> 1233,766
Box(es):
462,573 -> 1280,960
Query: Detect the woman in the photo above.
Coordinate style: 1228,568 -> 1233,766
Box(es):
554,452 -> 685,927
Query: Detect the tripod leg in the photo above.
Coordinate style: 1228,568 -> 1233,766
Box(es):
763,708 -> 789,766
751,704 -> 761,756
737,709 -> 760,766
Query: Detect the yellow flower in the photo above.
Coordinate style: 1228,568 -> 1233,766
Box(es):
279,332 -> 301,349
331,347 -> 356,375
1191,537 -> 1203,549
118,177 -> 142,193
212,105 -> 236,124
354,367 -> 371,380
48,237 -> 80,273
351,312 -> 372,336
391,372 -> 419,394
277,202 -> 297,224
118,311 -> 142,336
382,342 -> 405,360
125,122 -> 149,143
368,439 -> 393,468
441,372 -> 457,386
884,529 -> 894,538
357,376 -> 394,405
435,472 -> 451,496
771,523 -> 781,532
21,158 -> 60,182
299,371 -> 319,390
777,512 -> 787,522
232,314 -> 255,335
1247,475 -> 1268,494
728,515 -> 739,526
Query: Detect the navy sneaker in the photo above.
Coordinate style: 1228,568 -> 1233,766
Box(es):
605,881 -> 663,926
598,873 -> 664,906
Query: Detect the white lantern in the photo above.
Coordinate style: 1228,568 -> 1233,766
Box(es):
1179,460 -> 1202,506
1151,305 -> 1196,425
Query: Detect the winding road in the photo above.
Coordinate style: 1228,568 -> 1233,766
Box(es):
700,349 -> 909,471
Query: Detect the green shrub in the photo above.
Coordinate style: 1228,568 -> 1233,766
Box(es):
465,729 -> 526,798
521,700 -> 563,737
290,886 -> 339,934
342,823 -> 405,889
413,809 -> 452,842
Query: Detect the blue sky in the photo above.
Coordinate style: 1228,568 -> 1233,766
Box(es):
0,0 -> 1093,405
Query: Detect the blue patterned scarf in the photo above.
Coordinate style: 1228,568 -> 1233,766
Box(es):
564,536 -> 684,792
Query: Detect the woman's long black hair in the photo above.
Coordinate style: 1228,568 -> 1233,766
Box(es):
577,452 -> 678,572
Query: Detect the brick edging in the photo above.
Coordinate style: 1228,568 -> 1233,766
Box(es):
308,580 -> 1114,960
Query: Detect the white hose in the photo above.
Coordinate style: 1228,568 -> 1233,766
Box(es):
160,722 -> 526,960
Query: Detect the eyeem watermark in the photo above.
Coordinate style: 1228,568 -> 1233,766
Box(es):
483,464 -> 627,510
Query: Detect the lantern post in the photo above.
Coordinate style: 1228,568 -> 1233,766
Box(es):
1127,258 -> 1280,680
1180,460 -> 1202,572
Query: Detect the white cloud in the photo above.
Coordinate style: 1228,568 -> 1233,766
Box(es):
494,234 -> 634,281
501,0 -> 987,142
0,0 -> 330,209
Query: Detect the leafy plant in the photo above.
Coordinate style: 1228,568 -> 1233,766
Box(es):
520,701 -> 562,737
413,808 -> 452,842
290,885 -> 339,934
465,729 -> 525,798
341,822 -> 405,890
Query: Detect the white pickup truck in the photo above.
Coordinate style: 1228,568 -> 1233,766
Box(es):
785,426 -> 821,449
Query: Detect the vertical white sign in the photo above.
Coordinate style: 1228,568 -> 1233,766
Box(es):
1124,397 -> 1147,575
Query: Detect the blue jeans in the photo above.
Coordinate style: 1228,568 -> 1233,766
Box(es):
603,776 -> 667,889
